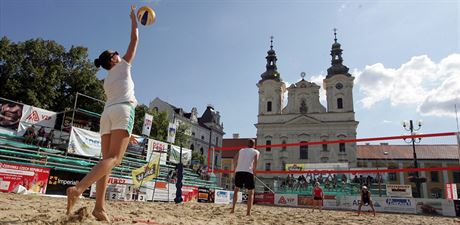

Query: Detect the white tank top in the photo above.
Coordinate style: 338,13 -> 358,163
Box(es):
103,59 -> 138,107
235,148 -> 260,173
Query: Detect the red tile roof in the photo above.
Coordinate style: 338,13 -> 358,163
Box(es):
357,145 -> 459,160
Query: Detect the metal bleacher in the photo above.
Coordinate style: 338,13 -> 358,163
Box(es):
0,132 -> 220,190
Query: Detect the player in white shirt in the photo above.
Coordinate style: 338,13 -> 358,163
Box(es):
231,139 -> 260,216
66,6 -> 139,222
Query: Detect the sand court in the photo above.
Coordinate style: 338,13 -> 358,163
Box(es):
0,192 -> 458,225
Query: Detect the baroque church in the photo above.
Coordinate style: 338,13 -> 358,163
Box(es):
255,32 -> 358,180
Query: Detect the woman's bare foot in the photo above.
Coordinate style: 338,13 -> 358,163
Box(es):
92,209 -> 110,222
66,187 -> 79,215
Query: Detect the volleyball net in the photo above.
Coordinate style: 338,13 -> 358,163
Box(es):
208,132 -> 460,198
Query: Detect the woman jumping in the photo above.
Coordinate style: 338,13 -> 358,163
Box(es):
66,5 -> 139,222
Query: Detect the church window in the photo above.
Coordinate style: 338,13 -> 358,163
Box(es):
337,98 -> 343,109
267,101 -> 272,112
266,140 -> 271,152
265,162 -> 271,171
299,142 -> 308,159
339,143 -> 346,152
281,140 -> 287,151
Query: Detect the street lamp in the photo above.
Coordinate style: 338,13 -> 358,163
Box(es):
402,120 -> 422,198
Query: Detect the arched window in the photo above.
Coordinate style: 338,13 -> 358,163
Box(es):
281,140 -> 287,152
200,147 -> 204,155
267,101 -> 272,112
337,98 -> 343,109
190,144 -> 195,151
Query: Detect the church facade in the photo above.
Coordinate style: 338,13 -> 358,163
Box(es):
255,33 -> 359,181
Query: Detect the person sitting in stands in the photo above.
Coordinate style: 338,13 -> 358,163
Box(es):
23,125 -> 36,145
45,129 -> 54,148
36,127 -> 46,146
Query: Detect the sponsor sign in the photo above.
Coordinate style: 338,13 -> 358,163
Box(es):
381,197 -> 416,213
167,122 -> 176,143
275,194 -> 298,206
0,100 -> 23,131
146,139 -> 168,165
142,113 -> 153,136
17,105 -> 57,135
285,164 -> 304,171
254,193 -> 275,205
454,200 -> 460,217
214,190 -> 230,204
198,187 -> 210,203
46,169 -> 90,197
170,145 -> 192,166
386,184 -> 412,197
67,127 -> 102,157
415,199 -> 456,217
0,162 -> 49,194
132,155 -> 161,188
126,135 -> 146,155
446,183 -> 458,200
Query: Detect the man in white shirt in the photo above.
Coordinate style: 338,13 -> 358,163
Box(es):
230,139 -> 260,216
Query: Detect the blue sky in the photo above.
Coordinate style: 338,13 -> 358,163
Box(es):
1,0 -> 459,142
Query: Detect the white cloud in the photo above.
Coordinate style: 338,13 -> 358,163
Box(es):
356,54 -> 460,117
310,74 -> 327,105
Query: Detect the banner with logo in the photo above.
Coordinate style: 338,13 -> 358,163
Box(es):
17,105 -> 57,135
170,145 -> 192,166
142,113 -> 153,136
198,187 -> 210,203
146,139 -> 168,165
0,100 -> 24,131
46,169 -> 91,197
126,135 -> 146,156
415,198 -> 456,217
67,127 -> 102,157
446,183 -> 458,200
386,184 -> 412,197
275,194 -> 298,206
0,162 -> 49,194
132,155 -> 161,188
167,122 -> 176,143
214,190 -> 231,204
285,164 -> 304,171
254,193 -> 275,205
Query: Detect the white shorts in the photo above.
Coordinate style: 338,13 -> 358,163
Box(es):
100,103 -> 135,135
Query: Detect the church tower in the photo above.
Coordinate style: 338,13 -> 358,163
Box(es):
257,37 -> 286,115
324,29 -> 355,113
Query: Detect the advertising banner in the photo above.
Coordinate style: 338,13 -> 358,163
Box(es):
0,162 -> 49,194
147,139 -> 168,165
415,199 -> 456,217
0,100 -> 24,131
67,127 -> 102,157
446,183 -> 458,200
214,190 -> 230,204
275,194 -> 298,206
198,187 -> 210,203
285,164 -> 304,171
167,122 -> 176,143
142,113 -> 153,136
170,145 -> 192,166
127,135 -> 146,155
132,156 -> 161,188
17,105 -> 57,135
254,193 -> 275,205
46,169 -> 90,197
386,184 -> 413,197
454,200 -> 460,217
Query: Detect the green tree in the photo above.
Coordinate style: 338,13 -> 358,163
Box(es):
174,122 -> 190,147
0,37 -> 105,113
192,150 -> 205,164
132,105 -> 169,141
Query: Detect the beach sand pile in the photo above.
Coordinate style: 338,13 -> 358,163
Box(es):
0,192 -> 458,225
